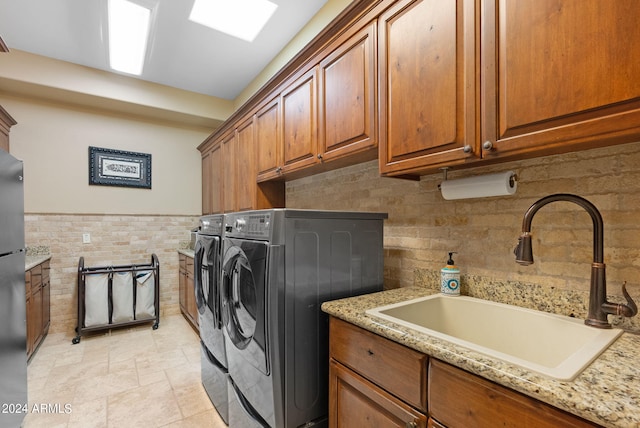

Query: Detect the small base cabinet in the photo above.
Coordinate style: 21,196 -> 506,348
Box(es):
330,360 -> 427,428
26,259 -> 50,360
328,316 -> 602,428
329,317 -> 428,428
178,253 -> 198,331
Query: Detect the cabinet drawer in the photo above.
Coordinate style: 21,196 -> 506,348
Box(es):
428,359 -> 599,427
330,317 -> 427,411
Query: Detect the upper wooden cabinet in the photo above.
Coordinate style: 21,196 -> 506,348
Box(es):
378,0 -> 478,177
221,129 -> 237,213
281,67 -> 320,175
481,0 -> 640,160
202,0 -> 640,188
207,112 -> 284,214
256,96 -> 282,181
236,116 -> 257,212
318,22 -> 378,163
201,140 -> 222,215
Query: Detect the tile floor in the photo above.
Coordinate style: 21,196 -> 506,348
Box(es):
23,315 -> 227,428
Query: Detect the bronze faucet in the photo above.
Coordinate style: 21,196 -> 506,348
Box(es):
514,193 -> 637,328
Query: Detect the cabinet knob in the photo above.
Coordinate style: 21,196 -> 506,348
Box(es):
276,166 -> 282,173
462,145 -> 472,153
405,422 -> 417,428
483,141 -> 494,151
317,153 -> 324,160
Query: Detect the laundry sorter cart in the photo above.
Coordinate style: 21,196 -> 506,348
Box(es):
72,254 -> 160,344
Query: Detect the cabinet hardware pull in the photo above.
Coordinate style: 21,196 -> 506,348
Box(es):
276,167 -> 282,173
483,141 -> 494,151
462,145 -> 472,153
405,422 -> 417,428
317,153 -> 323,160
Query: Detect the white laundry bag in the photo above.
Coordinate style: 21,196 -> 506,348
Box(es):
112,271 -> 134,323
84,273 -> 109,327
135,271 -> 155,320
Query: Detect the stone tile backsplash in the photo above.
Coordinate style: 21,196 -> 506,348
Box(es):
287,141 -> 640,333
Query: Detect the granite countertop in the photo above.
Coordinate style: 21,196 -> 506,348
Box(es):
25,254 -> 51,271
177,248 -> 194,258
321,287 -> 640,428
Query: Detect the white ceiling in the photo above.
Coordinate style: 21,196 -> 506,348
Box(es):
0,0 -> 328,100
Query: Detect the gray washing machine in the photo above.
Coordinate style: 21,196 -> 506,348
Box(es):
195,214 -> 228,424
221,209 -> 387,427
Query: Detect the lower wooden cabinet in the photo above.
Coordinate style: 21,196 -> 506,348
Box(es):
26,259 -> 50,360
178,253 -> 198,331
329,316 -> 601,428
329,317 -> 428,428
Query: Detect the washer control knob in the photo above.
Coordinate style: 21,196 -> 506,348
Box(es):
234,218 -> 246,232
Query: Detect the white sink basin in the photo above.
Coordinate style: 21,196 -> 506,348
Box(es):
366,294 -> 622,380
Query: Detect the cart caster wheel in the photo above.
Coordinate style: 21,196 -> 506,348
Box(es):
72,336 -> 81,345
152,322 -> 159,330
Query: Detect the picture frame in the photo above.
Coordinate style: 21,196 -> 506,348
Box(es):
88,146 -> 152,189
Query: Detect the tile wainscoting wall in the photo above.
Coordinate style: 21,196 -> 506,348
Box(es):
287,141 -> 640,333
24,214 -> 200,334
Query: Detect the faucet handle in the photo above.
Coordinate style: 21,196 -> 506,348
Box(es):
620,282 -> 638,317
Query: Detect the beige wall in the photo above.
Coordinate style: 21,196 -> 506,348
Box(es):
2,95 -> 206,215
287,142 -> 640,331
1,93 -> 206,331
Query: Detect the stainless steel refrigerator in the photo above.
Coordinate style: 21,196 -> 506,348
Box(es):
0,150 -> 27,428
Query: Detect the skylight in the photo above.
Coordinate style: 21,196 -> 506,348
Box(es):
189,0 -> 278,42
108,0 -> 152,75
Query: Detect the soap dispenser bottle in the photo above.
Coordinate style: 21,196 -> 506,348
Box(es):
441,252 -> 460,296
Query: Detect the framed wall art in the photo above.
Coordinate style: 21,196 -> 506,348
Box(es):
88,146 -> 152,189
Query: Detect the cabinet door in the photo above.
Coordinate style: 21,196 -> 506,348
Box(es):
221,131 -> 237,213
201,150 -> 212,214
330,360 -> 427,428
178,255 -> 187,313
41,279 -> 50,335
281,67 -> 319,174
202,143 -> 223,215
25,271 -> 33,357
236,116 -> 257,212
30,265 -> 43,346
318,23 -> 377,162
256,97 -> 283,181
0,105 -> 16,153
0,131 -> 8,153
379,0 -> 478,177
32,286 -> 42,346
41,261 -> 50,334
481,0 -> 640,159
186,257 -> 198,328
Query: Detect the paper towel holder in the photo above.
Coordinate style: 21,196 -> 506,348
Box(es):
438,168 -> 518,199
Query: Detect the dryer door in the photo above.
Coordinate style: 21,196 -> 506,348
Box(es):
222,239 -> 269,375
194,237 -> 213,318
